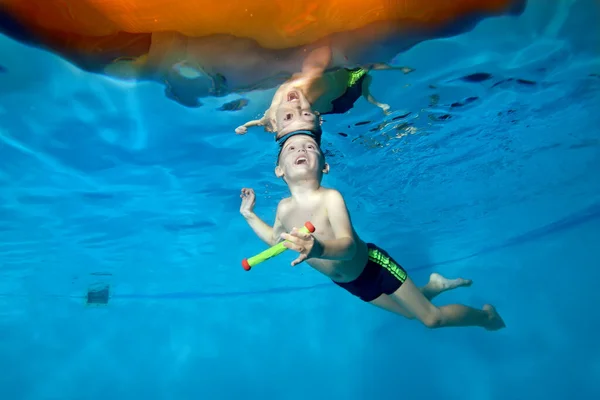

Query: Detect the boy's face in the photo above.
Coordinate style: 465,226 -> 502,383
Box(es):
276,135 -> 328,182
274,88 -> 319,139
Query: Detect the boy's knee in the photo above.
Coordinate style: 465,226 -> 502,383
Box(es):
421,308 -> 444,329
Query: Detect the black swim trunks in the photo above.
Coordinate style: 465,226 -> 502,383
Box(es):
333,243 -> 408,302
322,68 -> 368,115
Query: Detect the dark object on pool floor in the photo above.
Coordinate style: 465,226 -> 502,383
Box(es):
428,113 -> 452,121
337,132 -> 348,137
491,78 -> 537,88
460,72 -> 493,82
451,96 -> 479,108
218,98 -> 249,111
0,65 -> 6,73
354,120 -> 371,126
90,271 -> 113,276
429,94 -> 440,106
516,78 -> 536,85
323,149 -> 339,158
392,112 -> 412,121
87,284 -> 110,305
80,191 -> 115,201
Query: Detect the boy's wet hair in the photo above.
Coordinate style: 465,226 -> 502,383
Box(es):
275,127 -> 323,164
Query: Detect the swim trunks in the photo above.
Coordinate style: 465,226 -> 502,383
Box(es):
322,68 -> 368,115
333,243 -> 407,302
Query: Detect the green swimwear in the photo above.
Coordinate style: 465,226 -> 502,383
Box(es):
321,68 -> 368,115
333,243 -> 408,302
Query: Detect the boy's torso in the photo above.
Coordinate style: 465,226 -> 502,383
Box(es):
306,69 -> 352,113
277,188 -> 368,282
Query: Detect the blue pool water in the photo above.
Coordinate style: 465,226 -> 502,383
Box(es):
1,1 -> 599,399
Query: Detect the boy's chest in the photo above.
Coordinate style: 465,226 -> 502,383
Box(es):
279,203 -> 331,238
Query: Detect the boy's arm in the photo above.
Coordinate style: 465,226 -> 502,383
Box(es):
318,190 -> 357,260
360,75 -> 391,115
235,112 -> 269,134
300,45 -> 332,78
243,203 -> 287,247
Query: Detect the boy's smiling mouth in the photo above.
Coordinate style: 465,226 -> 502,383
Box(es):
287,90 -> 300,102
295,155 -> 308,165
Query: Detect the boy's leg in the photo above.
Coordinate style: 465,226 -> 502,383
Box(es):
370,272 -> 472,319
390,277 -> 506,331
370,295 -> 412,318
421,272 -> 472,301
360,75 -> 391,114
369,63 -> 414,74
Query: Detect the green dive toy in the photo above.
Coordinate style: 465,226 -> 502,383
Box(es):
242,221 -> 316,271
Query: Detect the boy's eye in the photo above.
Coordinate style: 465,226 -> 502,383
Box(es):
288,146 -> 295,151
307,145 -> 314,149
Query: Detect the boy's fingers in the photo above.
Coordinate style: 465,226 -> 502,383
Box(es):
288,230 -> 311,239
281,233 -> 300,242
282,241 -> 305,253
291,254 -> 306,266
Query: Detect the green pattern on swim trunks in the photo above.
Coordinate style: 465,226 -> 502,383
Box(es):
368,247 -> 407,282
347,68 -> 367,87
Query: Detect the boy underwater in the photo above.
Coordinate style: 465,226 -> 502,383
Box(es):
239,97 -> 505,330
234,46 -> 411,137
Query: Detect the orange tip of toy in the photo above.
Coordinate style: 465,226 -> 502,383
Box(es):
242,259 -> 251,271
304,221 -> 315,233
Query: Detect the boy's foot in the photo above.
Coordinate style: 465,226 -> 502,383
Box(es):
483,304 -> 506,331
429,272 -> 472,294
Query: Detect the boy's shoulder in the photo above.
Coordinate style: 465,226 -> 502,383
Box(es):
321,187 -> 346,201
276,196 -> 294,213
275,188 -> 346,211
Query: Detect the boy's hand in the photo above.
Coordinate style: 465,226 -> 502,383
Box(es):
280,227 -> 323,266
235,126 -> 248,135
240,188 -> 256,217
